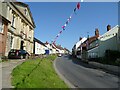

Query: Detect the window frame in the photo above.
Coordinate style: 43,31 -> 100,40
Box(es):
0,23 -> 4,33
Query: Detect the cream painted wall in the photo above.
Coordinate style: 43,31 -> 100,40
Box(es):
35,42 -> 46,55
4,2 -> 35,56
99,25 -> 119,57
88,25 -> 119,58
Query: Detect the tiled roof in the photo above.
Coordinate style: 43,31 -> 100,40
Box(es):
34,37 -> 46,47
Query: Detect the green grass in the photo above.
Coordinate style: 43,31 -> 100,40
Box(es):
11,55 -> 68,88
0,59 -> 8,63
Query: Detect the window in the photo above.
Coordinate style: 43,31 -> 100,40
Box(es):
10,36 -> 13,48
0,23 -> 4,33
12,15 -> 15,27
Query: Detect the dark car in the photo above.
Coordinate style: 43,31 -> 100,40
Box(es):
8,49 -> 30,59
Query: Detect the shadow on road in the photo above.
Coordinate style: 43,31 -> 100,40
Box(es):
67,55 -> 120,77
70,56 -> 98,69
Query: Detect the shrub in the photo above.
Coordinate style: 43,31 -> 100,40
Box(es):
105,50 -> 120,60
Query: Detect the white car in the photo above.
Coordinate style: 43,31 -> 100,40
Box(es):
58,53 -> 62,57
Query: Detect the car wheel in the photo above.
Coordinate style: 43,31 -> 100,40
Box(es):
20,55 -> 23,59
25,54 -> 29,59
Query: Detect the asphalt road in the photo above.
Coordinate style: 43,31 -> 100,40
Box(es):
55,55 -> 120,89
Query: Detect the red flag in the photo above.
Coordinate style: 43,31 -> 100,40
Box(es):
77,2 -> 80,9
62,26 -> 65,29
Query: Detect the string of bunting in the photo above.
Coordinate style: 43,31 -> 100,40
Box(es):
52,2 -> 80,44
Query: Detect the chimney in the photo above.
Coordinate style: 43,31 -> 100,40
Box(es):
95,28 -> 99,37
45,41 -> 49,44
107,25 -> 111,31
79,37 -> 82,41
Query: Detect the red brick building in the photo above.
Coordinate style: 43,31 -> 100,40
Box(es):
0,16 -> 10,57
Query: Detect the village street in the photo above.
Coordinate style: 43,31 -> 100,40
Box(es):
0,55 -> 120,89
55,55 -> 120,88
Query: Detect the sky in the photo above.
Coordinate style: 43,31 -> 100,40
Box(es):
25,2 -> 118,51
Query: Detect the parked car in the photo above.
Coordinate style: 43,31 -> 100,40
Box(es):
8,49 -> 30,59
58,53 -> 62,57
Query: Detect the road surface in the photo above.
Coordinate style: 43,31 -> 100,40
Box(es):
55,55 -> 120,89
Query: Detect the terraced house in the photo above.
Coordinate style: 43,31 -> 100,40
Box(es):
1,2 -> 35,57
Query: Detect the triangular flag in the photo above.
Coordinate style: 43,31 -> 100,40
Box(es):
62,26 -> 65,29
58,33 -> 60,36
77,2 -> 80,9
60,31 -> 62,33
66,21 -> 68,24
64,24 -> 67,27
74,8 -> 76,12
67,18 -> 70,21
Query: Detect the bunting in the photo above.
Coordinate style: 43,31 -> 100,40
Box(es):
77,2 -> 80,9
52,2 -> 81,44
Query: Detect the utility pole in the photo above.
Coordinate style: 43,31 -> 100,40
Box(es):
86,32 -> 89,60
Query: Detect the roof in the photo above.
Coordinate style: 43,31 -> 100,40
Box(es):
99,25 -> 119,40
44,41 -> 49,45
1,15 -> 11,24
34,37 -> 46,47
78,35 -> 98,49
64,48 -> 70,52
52,43 -> 64,50
76,37 -> 87,49
88,35 -> 98,44
11,2 -> 36,28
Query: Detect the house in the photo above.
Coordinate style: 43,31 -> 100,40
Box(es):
2,2 -> 35,56
51,44 -> 58,54
64,48 -> 70,54
87,25 -> 120,59
98,25 -> 120,57
75,28 -> 99,60
86,28 -> 100,59
44,41 -> 67,55
72,37 -> 87,58
33,37 -> 47,55
52,43 -> 65,54
44,42 -> 54,54
0,2 -> 11,57
57,45 -> 65,54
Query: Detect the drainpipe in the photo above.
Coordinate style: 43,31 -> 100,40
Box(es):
116,33 -> 118,51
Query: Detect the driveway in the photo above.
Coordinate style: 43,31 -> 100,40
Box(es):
0,59 -> 26,89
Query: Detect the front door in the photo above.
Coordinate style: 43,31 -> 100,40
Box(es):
20,41 -> 24,50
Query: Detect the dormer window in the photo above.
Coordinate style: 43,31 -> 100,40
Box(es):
24,9 -> 27,15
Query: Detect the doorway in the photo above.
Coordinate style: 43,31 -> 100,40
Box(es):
20,41 -> 24,50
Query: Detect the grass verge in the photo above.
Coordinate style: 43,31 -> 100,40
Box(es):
11,55 -> 68,88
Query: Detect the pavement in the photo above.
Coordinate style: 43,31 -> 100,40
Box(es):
88,61 -> 120,76
0,59 -> 26,89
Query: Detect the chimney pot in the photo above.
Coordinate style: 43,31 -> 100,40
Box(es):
79,37 -> 82,41
107,25 -> 111,31
95,28 -> 99,37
